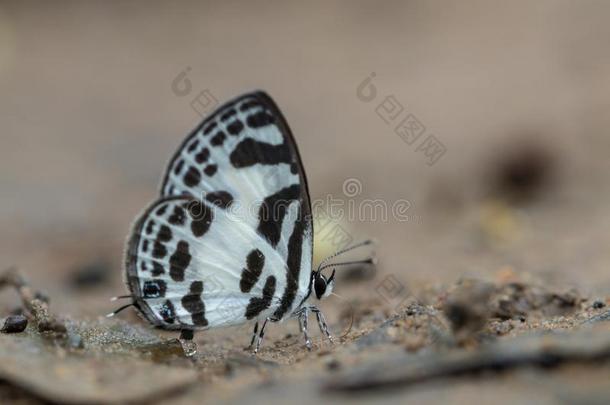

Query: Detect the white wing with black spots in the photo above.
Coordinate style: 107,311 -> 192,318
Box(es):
160,92 -> 308,237
125,196 -> 300,329
125,91 -> 314,330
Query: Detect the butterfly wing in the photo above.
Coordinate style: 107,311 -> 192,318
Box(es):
125,92 -> 313,329
161,91 -> 312,261
126,196 -> 297,328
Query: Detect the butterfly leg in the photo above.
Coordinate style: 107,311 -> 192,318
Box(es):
253,318 -> 269,354
310,306 -> 333,344
246,321 -> 259,350
298,307 -> 312,351
179,329 -> 197,357
180,329 -> 194,340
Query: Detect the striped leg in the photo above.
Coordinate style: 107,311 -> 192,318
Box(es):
180,329 -> 194,341
247,321 -> 259,349
310,306 -> 333,343
253,318 -> 269,354
298,307 -> 312,350
179,329 -> 197,357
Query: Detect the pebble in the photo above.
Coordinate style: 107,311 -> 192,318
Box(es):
326,358 -> 341,371
1,315 -> 28,333
67,333 -> 85,349
592,300 -> 606,309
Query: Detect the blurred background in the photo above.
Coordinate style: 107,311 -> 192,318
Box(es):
1,0 -> 610,327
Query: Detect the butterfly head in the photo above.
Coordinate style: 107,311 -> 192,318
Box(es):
309,240 -> 376,303
312,269 -> 335,300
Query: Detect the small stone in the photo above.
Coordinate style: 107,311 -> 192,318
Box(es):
1,315 -> 28,333
326,358 -> 341,371
592,300 -> 606,309
443,279 -> 494,341
67,333 -> 84,349
38,319 -> 67,335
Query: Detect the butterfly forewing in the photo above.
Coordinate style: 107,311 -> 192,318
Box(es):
125,91 -> 313,330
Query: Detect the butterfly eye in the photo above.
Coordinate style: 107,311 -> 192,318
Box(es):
314,274 -> 327,299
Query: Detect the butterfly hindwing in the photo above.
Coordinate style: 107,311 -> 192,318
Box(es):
125,196 -> 292,329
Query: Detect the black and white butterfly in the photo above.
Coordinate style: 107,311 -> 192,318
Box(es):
111,91 -> 373,353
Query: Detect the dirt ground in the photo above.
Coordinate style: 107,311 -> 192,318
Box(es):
2,1 -> 610,404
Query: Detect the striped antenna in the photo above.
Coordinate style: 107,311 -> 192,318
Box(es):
317,257 -> 376,274
106,303 -> 133,318
110,295 -> 132,302
316,239 -> 374,273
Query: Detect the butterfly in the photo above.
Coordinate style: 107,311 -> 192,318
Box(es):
110,91 -> 374,353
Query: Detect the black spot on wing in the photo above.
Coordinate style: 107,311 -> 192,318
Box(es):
195,147 -> 209,164
205,191 -> 234,209
204,164 -> 218,176
169,240 -> 191,282
257,184 -> 301,247
152,262 -> 165,276
247,111 -> 275,128
152,241 -> 167,259
226,120 -> 244,136
181,281 -> 208,327
145,221 -> 155,235
240,249 -> 265,293
210,131 -> 226,146
273,204 -> 306,320
187,139 -> 199,153
143,280 -> 166,298
183,166 -> 201,187
159,300 -> 176,324
245,276 -> 276,320
229,138 -> 292,168
174,159 -> 184,175
168,206 -> 186,226
188,201 -> 213,237
142,240 -> 149,253
158,225 -> 172,242
203,121 -> 217,135
239,100 -> 263,112
220,108 -> 237,121
155,205 -> 168,216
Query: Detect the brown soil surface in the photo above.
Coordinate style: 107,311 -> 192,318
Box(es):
1,1 -> 610,404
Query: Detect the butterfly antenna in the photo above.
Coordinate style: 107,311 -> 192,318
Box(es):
317,257 -> 377,274
106,303 -> 133,318
317,239 -> 375,272
110,295 -> 132,302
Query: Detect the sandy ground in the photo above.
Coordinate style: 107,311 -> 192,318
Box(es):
1,1 -> 610,404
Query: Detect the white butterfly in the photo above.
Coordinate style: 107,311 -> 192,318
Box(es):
111,91 -> 373,353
